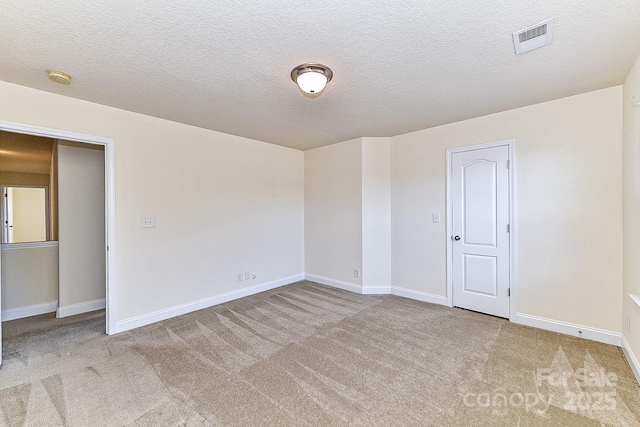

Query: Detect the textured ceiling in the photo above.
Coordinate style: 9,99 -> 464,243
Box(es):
1,1 -> 639,150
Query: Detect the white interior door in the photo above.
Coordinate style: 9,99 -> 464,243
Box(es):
451,145 -> 510,318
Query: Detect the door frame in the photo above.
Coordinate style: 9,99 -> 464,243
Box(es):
0,120 -> 116,335
446,139 -> 517,321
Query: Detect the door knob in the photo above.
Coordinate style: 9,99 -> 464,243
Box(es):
454,235 -> 460,241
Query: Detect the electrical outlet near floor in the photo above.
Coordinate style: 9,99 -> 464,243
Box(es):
252,271 -> 257,279
245,271 -> 251,280
237,273 -> 243,282
354,268 -> 360,278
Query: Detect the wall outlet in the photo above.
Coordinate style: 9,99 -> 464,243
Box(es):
141,216 -> 155,228
354,268 -> 360,278
252,270 -> 257,279
237,273 -> 243,282
432,213 -> 440,223
245,271 -> 251,280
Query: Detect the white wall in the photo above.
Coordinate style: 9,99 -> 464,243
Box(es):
57,142 -> 105,311
305,138 -> 363,286
305,137 -> 392,292
1,245 -> 58,310
0,81 -> 304,326
0,79 -> 626,342
391,87 -> 623,333
622,53 -> 640,370
362,137 -> 392,289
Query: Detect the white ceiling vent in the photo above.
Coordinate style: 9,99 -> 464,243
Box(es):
513,18 -> 554,55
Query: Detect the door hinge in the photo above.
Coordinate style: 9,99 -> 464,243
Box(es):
507,224 -> 510,233
507,160 -> 510,169
508,288 -> 511,297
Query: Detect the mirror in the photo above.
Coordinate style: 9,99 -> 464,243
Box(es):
1,185 -> 49,244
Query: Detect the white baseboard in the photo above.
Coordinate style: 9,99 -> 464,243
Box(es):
57,298 -> 106,318
114,274 -> 304,334
622,334 -> 640,385
2,300 -> 58,322
304,274 -> 363,294
391,286 -> 448,306
304,275 -> 449,307
362,286 -> 392,294
515,312 -> 621,346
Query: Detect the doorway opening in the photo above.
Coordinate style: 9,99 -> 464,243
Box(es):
0,120 -> 115,365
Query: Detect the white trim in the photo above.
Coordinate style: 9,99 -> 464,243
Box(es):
2,301 -> 58,322
391,286 -> 448,306
622,334 -> 640,385
304,275 -> 449,307
57,298 -> 106,318
445,150 -> 453,307
304,274 -> 363,294
305,276 -> 620,345
104,133 -> 116,335
1,241 -> 59,251
446,139 -> 517,320
515,312 -> 621,346
362,286 -> 392,295
0,121 -> 113,144
0,120 -> 116,335
113,274 -> 304,334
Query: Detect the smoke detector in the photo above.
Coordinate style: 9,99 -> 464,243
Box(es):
513,18 -> 554,55
47,69 -> 72,84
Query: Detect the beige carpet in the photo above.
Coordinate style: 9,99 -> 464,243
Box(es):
1,281 -> 639,426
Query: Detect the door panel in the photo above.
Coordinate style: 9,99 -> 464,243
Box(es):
463,254 -> 498,296
452,145 -> 510,318
463,161 -> 497,246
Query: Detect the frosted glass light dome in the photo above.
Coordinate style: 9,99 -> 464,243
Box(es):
290,63 -> 333,96
296,71 -> 328,94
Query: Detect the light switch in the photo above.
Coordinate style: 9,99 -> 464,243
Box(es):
432,213 -> 440,223
141,216 -> 155,228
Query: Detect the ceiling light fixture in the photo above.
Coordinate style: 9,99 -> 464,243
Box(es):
290,63 -> 333,95
47,69 -> 72,85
